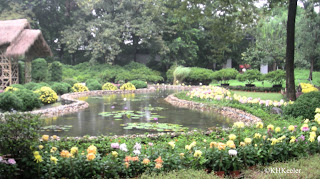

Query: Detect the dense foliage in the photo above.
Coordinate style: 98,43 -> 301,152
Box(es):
51,82 -> 71,95
213,68 -> 239,84
236,69 -> 262,85
85,79 -> 102,91
31,58 -> 48,82
129,80 -> 147,89
50,61 -> 63,82
102,82 -> 118,91
0,92 -> 23,111
71,83 -> 89,92
264,70 -> 286,85
120,82 -> 136,90
34,86 -> 58,104
185,67 -> 215,85
284,92 -> 320,120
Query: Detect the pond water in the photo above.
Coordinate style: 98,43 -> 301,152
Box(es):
42,89 -> 233,137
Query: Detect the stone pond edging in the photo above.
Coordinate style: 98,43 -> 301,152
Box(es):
164,94 -> 262,126
29,85 -> 197,117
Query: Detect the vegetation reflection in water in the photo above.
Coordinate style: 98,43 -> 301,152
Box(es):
42,90 -> 233,136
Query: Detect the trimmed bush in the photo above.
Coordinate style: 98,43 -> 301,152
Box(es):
284,91 -> 320,120
71,83 -> 89,92
24,82 -> 50,91
129,80 -> 147,89
236,69 -> 262,84
120,82 -> 136,90
213,68 -> 238,84
265,70 -> 286,85
4,86 -> 18,92
86,79 -> 102,90
32,58 -> 48,82
185,67 -> 215,85
34,86 -> 58,104
10,84 -> 26,90
63,78 -> 78,87
14,89 -> 41,111
50,61 -> 63,82
51,82 -> 71,95
102,82 -> 118,90
0,92 -> 23,111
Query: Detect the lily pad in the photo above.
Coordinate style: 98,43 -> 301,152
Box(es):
122,122 -> 188,132
41,125 -> 72,132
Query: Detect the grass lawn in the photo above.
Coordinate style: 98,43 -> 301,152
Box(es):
231,91 -> 284,101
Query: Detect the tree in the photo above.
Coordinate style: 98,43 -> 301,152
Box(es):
286,0 -> 297,101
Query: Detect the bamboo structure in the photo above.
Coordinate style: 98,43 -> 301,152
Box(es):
0,19 -> 52,90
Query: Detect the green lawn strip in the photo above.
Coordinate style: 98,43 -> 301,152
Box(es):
139,169 -> 221,179
231,91 -> 284,101
210,80 -> 276,88
242,154 -> 320,179
174,92 -> 302,137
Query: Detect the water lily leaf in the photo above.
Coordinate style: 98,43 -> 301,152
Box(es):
114,118 -> 123,121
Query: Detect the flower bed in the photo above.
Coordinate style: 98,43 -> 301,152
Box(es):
11,108 -> 319,178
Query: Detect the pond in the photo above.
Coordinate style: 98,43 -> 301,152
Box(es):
42,89 -> 233,136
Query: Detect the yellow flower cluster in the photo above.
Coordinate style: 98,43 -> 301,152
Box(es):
4,86 -> 18,92
194,150 -> 202,158
187,86 -> 231,100
33,151 -> 43,163
168,141 -> 175,149
315,108 -> 320,125
185,141 -> 196,150
120,82 -> 136,90
268,135 -> 286,145
300,83 -> 319,93
87,145 -> 97,161
72,83 -> 89,92
102,82 -> 118,90
34,86 -> 58,104
233,122 -> 245,128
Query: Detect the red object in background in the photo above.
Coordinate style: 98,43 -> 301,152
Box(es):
239,64 -> 251,72
239,65 -> 244,69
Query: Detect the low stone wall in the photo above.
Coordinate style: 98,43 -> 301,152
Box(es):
164,94 -> 262,126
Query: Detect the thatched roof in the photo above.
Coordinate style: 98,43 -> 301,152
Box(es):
0,19 -> 52,58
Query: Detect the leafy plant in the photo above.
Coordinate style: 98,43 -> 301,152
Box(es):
85,79 -> 102,90
51,82 -> 71,95
71,83 -> 89,92
50,61 -> 63,82
32,58 -> 48,82
13,88 -> 42,111
63,78 -> 78,87
129,80 -> 147,89
102,82 -> 118,90
0,92 -> 23,111
185,67 -> 215,85
284,91 -> 320,120
264,70 -> 286,85
236,69 -> 262,84
120,82 -> 136,90
213,68 -> 238,84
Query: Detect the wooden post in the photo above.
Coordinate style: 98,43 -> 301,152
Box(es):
25,58 -> 32,83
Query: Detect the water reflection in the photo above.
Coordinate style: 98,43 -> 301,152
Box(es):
42,89 -> 232,136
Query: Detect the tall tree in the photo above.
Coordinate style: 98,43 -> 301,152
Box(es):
286,0 -> 297,101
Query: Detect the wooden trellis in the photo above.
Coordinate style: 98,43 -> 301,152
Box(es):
0,53 -> 19,90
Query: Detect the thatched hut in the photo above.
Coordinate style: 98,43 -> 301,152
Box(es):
0,19 -> 52,89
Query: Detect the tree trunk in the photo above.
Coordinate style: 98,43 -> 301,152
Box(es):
286,0 -> 297,101
24,58 -> 32,83
132,34 -> 139,62
309,57 -> 314,81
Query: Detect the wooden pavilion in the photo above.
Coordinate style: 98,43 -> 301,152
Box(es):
0,19 -> 52,90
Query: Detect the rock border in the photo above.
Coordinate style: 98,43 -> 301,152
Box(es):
29,85 -> 196,117
164,94 -> 262,126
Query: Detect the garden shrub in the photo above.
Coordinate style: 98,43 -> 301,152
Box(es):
31,58 -> 48,82
102,82 -> 118,90
14,88 -> 41,111
63,78 -> 78,87
236,69 -> 262,85
0,92 -> 23,111
0,113 -> 41,164
24,82 -> 50,91
114,70 -> 135,83
100,69 -> 118,83
173,66 -> 191,84
265,70 -> 286,85
10,84 -> 26,90
300,83 -> 319,93
71,83 -> 89,92
129,80 -> 147,89
4,86 -> 18,92
185,67 -> 215,85
18,61 -> 25,84
85,79 -> 102,91
213,68 -> 238,84
120,82 -> 136,90
50,61 -> 63,82
34,86 -> 58,104
51,82 -> 71,95
284,91 -> 320,120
